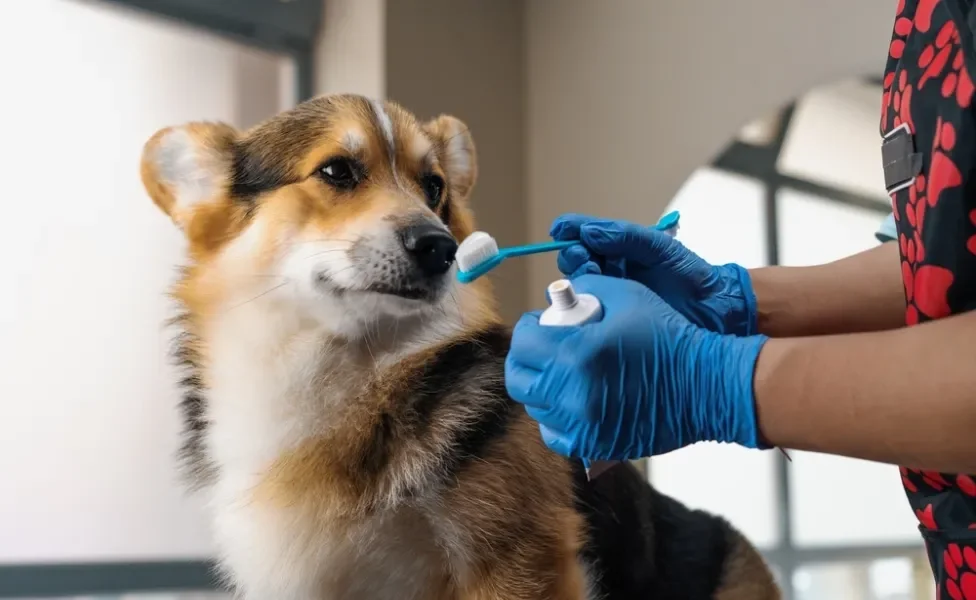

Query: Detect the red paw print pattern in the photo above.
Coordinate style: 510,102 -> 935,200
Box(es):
915,19 -> 975,107
882,0 -> 943,128
885,0 -> 976,592
968,210 -> 976,256
902,467 -> 957,493
959,475 -> 976,497
944,544 -> 976,600
898,116 -> 959,324
917,503 -> 939,530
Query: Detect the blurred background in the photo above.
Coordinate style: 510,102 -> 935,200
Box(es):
0,1 -> 922,599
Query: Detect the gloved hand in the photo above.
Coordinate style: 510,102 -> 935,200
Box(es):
550,214 -> 759,336
505,274 -> 769,460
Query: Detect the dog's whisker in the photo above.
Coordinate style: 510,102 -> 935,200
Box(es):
222,282 -> 288,313
291,238 -> 357,246
449,289 -> 464,327
304,248 -> 353,260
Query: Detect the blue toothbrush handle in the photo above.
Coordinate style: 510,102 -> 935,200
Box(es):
500,240 -> 576,259
502,211 -> 680,260
656,210 -> 680,232
456,211 -> 680,284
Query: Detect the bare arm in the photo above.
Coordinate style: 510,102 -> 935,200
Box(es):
754,309 -> 976,473
749,243 -> 906,337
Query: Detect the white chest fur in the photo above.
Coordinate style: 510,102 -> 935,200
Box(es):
197,307 -> 452,599
210,492 -> 449,599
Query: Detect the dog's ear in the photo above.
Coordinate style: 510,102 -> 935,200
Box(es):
424,115 -> 477,201
140,122 -> 239,233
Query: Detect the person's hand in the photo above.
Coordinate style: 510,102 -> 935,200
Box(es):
504,274 -> 768,460
551,214 -> 759,336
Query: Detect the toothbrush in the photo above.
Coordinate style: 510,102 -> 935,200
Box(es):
455,211 -> 680,482
455,211 -> 681,284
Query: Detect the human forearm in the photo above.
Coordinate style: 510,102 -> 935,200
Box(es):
753,310 -> 976,473
749,243 -> 905,337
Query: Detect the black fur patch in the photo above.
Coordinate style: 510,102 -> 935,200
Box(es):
229,142 -> 292,202
361,325 -> 517,486
359,412 -> 396,473
439,192 -> 452,227
227,97 -> 339,202
405,326 -> 509,429
573,461 -> 736,599
169,314 -> 216,487
429,327 -> 519,485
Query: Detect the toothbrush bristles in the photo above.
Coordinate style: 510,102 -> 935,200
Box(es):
456,231 -> 499,272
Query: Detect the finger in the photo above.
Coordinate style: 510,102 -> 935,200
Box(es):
525,406 -> 559,430
537,423 -> 578,458
580,221 -> 680,266
556,245 -> 592,275
508,311 -> 576,371
549,213 -> 602,241
569,262 -> 601,279
503,357 -> 548,409
571,273 -> 665,312
601,256 -> 628,279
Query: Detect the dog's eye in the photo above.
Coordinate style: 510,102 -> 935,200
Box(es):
318,157 -> 361,189
421,174 -> 444,208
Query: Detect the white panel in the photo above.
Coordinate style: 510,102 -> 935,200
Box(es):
650,443 -> 781,548
665,168 -> 768,269
777,78 -> 889,204
777,189 -> 919,547
652,168 -> 778,548
777,188 -> 887,267
793,556 -> 928,600
793,562 -> 866,600
789,452 -> 921,547
737,111 -> 782,146
0,0 -> 289,562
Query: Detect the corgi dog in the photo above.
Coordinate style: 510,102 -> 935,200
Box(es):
140,94 -> 780,600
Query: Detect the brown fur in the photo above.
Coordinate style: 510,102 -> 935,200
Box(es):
714,533 -> 780,600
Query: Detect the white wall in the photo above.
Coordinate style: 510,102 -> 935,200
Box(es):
315,0 -> 386,98
0,0 -> 292,562
384,0 -> 528,323
524,0 -> 896,296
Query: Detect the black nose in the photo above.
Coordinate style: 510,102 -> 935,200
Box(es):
399,224 -> 458,277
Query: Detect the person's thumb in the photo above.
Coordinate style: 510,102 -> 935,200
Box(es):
571,274 -> 683,329
538,423 -> 578,458
579,220 -> 678,266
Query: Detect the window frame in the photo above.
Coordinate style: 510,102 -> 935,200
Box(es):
703,79 -> 924,600
97,0 -> 320,101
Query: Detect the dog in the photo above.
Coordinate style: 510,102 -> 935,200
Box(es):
140,93 -> 780,599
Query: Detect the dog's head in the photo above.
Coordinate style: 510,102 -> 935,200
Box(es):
142,95 -> 493,339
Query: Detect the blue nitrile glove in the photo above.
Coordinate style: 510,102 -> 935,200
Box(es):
551,214 -> 759,336
505,274 -> 769,460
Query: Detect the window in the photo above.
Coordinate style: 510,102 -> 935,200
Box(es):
663,76 -> 929,599
777,188 -> 889,267
650,168 -> 779,549
789,452 -> 921,548
649,442 -> 781,548
793,555 -> 935,600
665,168 -> 768,268
776,79 -> 889,205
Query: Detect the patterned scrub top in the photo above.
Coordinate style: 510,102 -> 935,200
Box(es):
878,0 -> 976,596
